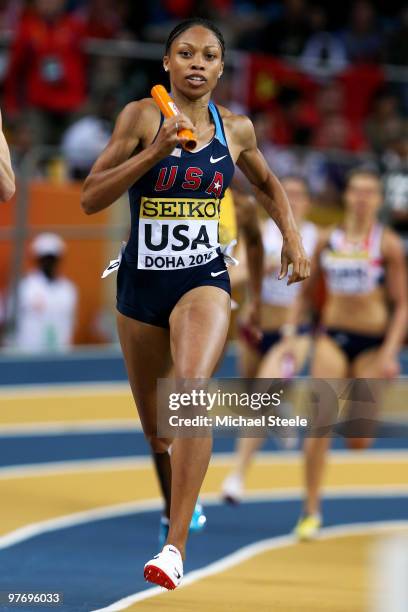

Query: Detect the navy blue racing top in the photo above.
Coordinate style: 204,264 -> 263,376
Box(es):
125,101 -> 235,271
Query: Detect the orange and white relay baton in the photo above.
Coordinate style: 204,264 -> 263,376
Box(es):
151,84 -> 197,151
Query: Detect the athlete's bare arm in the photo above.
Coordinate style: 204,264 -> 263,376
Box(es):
234,189 -> 263,341
381,229 -> 408,357
0,110 -> 15,202
234,189 -> 263,302
286,228 -> 329,328
222,110 -> 309,284
81,100 -> 194,214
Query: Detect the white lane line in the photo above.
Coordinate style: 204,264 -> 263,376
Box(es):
1,488 -> 407,552
0,450 -> 407,480
230,449 -> 408,464
91,520 -> 408,611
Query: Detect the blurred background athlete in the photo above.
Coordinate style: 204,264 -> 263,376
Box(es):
222,176 -> 319,503
292,168 -> 408,540
81,18 -> 309,590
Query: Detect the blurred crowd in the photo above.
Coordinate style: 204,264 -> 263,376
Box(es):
0,2 -> 406,217
1,0 -> 408,351
1,0 -> 406,62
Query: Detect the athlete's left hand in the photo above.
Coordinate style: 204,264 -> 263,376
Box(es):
279,233 -> 310,285
377,350 -> 400,378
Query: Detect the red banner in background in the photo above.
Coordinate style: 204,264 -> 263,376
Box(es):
244,54 -> 385,121
245,54 -> 317,112
337,63 -> 385,121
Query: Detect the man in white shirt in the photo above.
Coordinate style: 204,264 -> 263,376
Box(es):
11,233 -> 78,352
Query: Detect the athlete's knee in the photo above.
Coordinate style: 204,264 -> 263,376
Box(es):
303,435 -> 332,452
175,366 -> 209,379
146,434 -> 171,453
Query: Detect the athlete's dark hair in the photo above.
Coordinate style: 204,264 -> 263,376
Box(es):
280,175 -> 311,196
165,18 -> 225,59
345,167 -> 382,187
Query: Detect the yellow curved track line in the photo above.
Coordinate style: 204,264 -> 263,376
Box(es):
1,459 -> 407,536
121,529 -> 408,612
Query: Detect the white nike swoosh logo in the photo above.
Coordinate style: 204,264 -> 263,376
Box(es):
210,155 -> 227,164
211,270 -> 227,277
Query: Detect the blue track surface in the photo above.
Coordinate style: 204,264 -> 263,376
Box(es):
0,430 -> 407,469
0,349 -> 237,386
1,496 -> 407,612
1,346 -> 407,611
1,348 -> 407,386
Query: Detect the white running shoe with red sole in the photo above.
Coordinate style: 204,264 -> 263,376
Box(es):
144,544 -> 183,590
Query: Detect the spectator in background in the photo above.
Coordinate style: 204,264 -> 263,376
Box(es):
313,83 -> 367,152
75,0 -> 121,39
266,86 -> 318,147
313,113 -> 366,152
161,0 -> 194,20
252,111 -> 328,198
153,0 -> 231,21
382,131 -> 408,245
0,0 -> 23,35
340,0 -> 383,63
300,5 -> 348,79
4,0 -> 87,147
385,7 -> 408,114
365,88 -> 406,155
118,0 -> 151,40
386,6 -> 408,67
241,0 -> 310,55
0,0 -> 24,83
9,233 -> 78,352
61,92 -> 116,179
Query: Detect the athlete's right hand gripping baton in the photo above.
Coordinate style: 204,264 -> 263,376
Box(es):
151,84 -> 197,151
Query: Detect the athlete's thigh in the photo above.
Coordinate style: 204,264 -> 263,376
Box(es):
307,335 -> 348,436
311,335 -> 349,378
117,312 -> 172,439
351,348 -> 384,378
257,335 -> 312,378
169,286 -> 231,378
347,349 -> 384,446
256,341 -> 284,378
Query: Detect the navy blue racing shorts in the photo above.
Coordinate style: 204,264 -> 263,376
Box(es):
325,328 -> 384,362
116,250 -> 231,328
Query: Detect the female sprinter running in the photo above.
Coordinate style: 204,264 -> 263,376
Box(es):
293,168 -> 408,540
81,18 -> 309,589
222,176 -> 319,503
